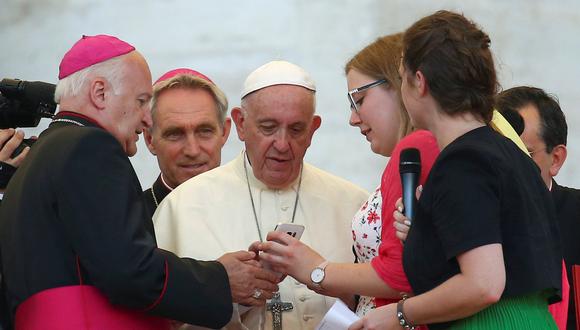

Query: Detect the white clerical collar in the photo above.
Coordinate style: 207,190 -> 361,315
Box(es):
239,150 -> 301,192
548,179 -> 553,191
160,174 -> 175,191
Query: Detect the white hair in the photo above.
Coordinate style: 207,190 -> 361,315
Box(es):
54,55 -> 127,104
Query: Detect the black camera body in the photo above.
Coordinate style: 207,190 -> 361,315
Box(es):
0,78 -> 57,129
0,78 -> 56,158
9,138 -> 36,159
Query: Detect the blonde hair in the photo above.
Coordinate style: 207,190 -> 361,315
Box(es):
344,33 -> 412,139
150,74 -> 229,129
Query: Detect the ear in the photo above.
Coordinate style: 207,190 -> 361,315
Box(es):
311,115 -> 322,134
143,128 -> 156,156
231,107 -> 246,141
414,70 -> 429,96
305,115 -> 322,148
219,117 -> 232,146
88,77 -> 107,110
549,144 -> 567,177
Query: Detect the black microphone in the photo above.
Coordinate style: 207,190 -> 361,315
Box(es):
399,148 -> 421,222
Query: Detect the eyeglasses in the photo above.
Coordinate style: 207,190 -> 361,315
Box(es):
528,147 -> 547,157
347,79 -> 387,113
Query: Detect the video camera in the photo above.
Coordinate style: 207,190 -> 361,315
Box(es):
0,78 -> 57,157
0,78 -> 57,129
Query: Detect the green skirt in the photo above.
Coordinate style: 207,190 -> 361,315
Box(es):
448,293 -> 557,330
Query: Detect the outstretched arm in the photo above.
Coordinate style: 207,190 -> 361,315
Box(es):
350,243 -> 505,329
257,231 -> 401,300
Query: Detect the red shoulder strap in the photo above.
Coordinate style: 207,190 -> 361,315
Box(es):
573,265 -> 580,330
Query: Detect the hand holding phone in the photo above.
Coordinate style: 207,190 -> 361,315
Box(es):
274,223 -> 304,241
258,223 -> 305,280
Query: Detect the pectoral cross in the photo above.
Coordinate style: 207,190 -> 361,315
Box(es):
266,292 -> 293,330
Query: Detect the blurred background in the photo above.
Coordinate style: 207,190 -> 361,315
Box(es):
1,0 -> 579,191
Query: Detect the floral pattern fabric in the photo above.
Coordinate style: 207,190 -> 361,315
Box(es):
351,186 -> 382,316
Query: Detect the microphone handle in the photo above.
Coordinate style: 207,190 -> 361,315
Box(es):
401,172 -> 419,222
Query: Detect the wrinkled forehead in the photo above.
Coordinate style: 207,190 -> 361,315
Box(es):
243,84 -> 316,115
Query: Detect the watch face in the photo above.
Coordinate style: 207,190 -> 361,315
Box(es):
311,268 -> 325,283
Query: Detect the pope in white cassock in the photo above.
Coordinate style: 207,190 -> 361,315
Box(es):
153,60 -> 368,330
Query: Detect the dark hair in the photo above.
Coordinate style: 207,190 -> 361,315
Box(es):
402,10 -> 498,123
496,86 -> 567,152
497,107 -> 525,136
345,33 -> 412,138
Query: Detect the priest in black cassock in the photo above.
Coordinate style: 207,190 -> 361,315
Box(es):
0,34 -> 278,330
142,68 -> 230,219
497,86 -> 580,329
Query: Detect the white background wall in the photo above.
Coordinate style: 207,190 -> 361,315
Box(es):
1,0 -> 579,191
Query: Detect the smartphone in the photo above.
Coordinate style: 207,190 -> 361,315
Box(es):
274,223 -> 305,240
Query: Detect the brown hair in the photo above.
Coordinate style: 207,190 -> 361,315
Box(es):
345,33 -> 412,139
402,10 -> 498,123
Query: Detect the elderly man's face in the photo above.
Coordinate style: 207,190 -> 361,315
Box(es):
103,52 -> 153,156
145,87 -> 230,188
233,85 -> 320,189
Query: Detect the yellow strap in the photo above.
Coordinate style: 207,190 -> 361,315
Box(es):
489,110 -> 530,157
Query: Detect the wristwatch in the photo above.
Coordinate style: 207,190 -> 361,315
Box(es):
310,260 -> 329,287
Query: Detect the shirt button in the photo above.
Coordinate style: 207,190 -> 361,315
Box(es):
281,206 -> 289,211
303,315 -> 312,321
299,296 -> 307,302
277,190 -> 284,195
294,280 -> 301,286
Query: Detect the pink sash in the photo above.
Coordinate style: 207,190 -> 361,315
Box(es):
15,285 -> 171,330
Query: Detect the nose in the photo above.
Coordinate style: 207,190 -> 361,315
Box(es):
142,107 -> 153,129
349,109 -> 361,127
183,134 -> 201,157
273,130 -> 291,153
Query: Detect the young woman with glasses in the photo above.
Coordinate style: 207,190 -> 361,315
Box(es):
255,33 -> 439,324
351,10 -> 562,330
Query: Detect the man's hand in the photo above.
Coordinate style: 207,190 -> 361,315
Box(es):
0,128 -> 30,167
218,250 -> 280,306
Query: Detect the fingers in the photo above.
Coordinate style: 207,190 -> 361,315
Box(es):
393,208 -> 411,227
253,278 -> 278,298
258,252 -> 287,273
393,205 -> 410,243
227,250 -> 256,262
265,230 -> 295,246
393,219 -> 410,234
394,197 -> 403,213
248,241 -> 260,253
395,229 -> 408,242
0,129 -> 25,162
10,145 -> 30,166
415,184 -> 423,200
0,128 -> 16,146
254,266 -> 282,284
257,239 -> 289,259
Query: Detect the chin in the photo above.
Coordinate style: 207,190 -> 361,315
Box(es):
370,143 -> 382,155
126,147 -> 137,157
264,172 -> 298,189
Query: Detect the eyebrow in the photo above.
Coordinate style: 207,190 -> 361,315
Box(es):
139,92 -> 152,100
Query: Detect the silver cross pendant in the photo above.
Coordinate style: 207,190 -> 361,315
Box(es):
266,292 -> 293,330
